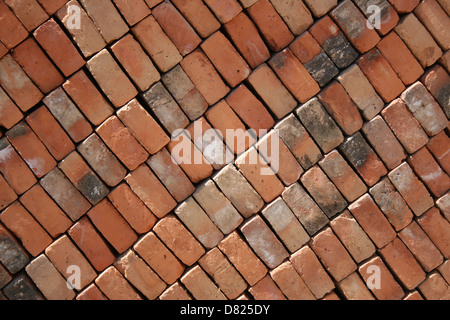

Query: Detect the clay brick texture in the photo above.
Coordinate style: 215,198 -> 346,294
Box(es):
0,0 -> 448,302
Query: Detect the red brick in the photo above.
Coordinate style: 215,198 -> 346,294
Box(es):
6,0 -> 48,31
439,50 -> 450,72
133,232 -> 184,284
388,0 -> 419,13
224,12 -> 270,69
418,272 -> 450,300
0,55 -> 43,112
389,162 -> 434,216
269,49 -> 320,103
404,291 -> 424,300
77,134 -> 127,187
20,185 -> 72,238
68,217 -> 115,272
0,223 -> 29,274
125,164 -> 176,218
153,2 -> 201,56
0,174 -> 17,210
438,259 -> 450,284
427,131 -> 450,174
76,284 -> 107,300
348,194 -> 396,248
418,207 -> 450,258
144,0 -> 162,8
132,15 -> 182,72
114,250 -> 166,300
270,0 -> 313,36
171,0 -> 220,38
25,106 -> 74,161
204,0 -> 241,24
201,31 -> 250,87
437,0 -> 450,14
0,41 -> 6,58
0,202 -> 52,257
37,0 -> 68,14
0,1 -> 28,49
96,266 -> 141,300
358,49 -> 405,102
96,116 -> 148,171
0,88 -> 22,130
249,275 -> 286,300
247,0 -> 294,52
153,215 -> 205,266
159,282 -> 191,300
359,256 -> 405,300
63,70 -> 113,126
421,65 -> 450,118
395,13 -> 442,67
270,261 -> 315,300
0,263 -> 12,288
436,193 -> 450,221
0,137 -> 36,194
414,0 -> 450,50
112,0 -> 150,26
382,99 -> 429,154
338,272 -> 375,300
322,291 -> 340,300
239,0 -> 257,7
181,265 -> 227,300
304,0 -> 337,17
180,49 -> 230,105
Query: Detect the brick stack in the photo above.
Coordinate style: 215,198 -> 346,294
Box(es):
0,0 -> 449,300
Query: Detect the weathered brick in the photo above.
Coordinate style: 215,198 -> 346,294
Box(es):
439,50 -> 450,72
0,263 -> 11,288
0,224 -> 29,274
181,265 -> 227,300
414,0 -> 450,50
303,0 -> 337,17
204,0 -> 241,24
270,261 -> 316,300
95,266 -> 141,300
438,259 -> 450,284
0,174 -> 17,210
421,65 -> 450,118
112,0 -> 150,26
248,275 -> 286,300
427,131 -> 450,175
76,284 -> 107,300
3,274 -> 44,300
338,272 -> 375,300
418,272 -> 450,300
159,282 -> 191,300
270,0 -> 313,36
388,0 -> 419,13
171,0 -> 220,38
436,193 -> 450,221
0,88 -> 22,130
418,207 -> 450,258
404,291 -> 424,300
0,1 -> 28,48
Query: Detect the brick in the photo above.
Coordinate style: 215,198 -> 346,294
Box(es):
224,12 -> 270,69
418,272 -> 450,300
43,88 -> 92,143
401,82 -> 448,136
161,65 -> 208,121
247,0 -> 294,52
0,174 -> 17,210
322,291 -> 340,300
362,115 -> 406,170
310,227 -> 357,281
440,50 -> 450,72
0,41 -> 6,58
45,235 -> 97,289
282,182 -> 329,235
303,0 -> 337,17
153,2 -> 201,56
309,16 -> 358,69
296,98 -> 344,154
395,13 -> 442,68
181,266 -> 227,300
0,55 -> 43,112
437,193 -> 450,221
199,248 -> 247,299
249,275 -> 286,300
171,0 -> 220,38
301,166 -> 347,218
358,49 -> 405,102
421,65 -> 450,118
437,0 -> 450,15
96,116 -> 148,171
213,164 -> 264,218
354,0 -> 399,35
37,0 -> 69,14
348,194 -> 396,248
382,99 -> 429,154
56,1 -> 106,58
337,65 -> 384,121
112,0 -> 150,26
12,38 -> 63,94
247,64 -> 295,119
274,114 -> 322,170
3,274 -> 44,300
318,81 -> 363,135
427,131 -> 450,175
438,259 -> 450,283
80,0 -> 128,43
115,250 -> 166,300
339,272 -> 376,300
1,202 -> 52,257
20,185 -> 72,238
369,178 -> 414,231
125,164 -> 176,218
133,232 -> 184,284
0,224 -> 29,274
399,221 -> 444,272
359,256 -> 404,300
6,122 -> 56,178
239,0 -> 257,7
418,207 -> 450,258
159,282 -> 191,300
0,88 -> 22,130
34,19 -> 85,77
408,147 -> 450,197
68,217 -> 115,271
0,138 -> 36,195
204,0 -> 241,24
270,0 -> 313,36
262,198 -> 309,253
388,162 -> 434,216
132,15 -> 181,72
76,284 -> 107,300
388,0 -> 419,12
142,82 -> 189,134
96,266 -> 141,300
218,231 -> 267,285
340,132 -> 387,187
0,263 -> 11,288
154,215 -> 205,266
414,0 -> 450,50
77,134 -> 126,187
270,261 -> 315,300
0,1 -> 28,49
193,179 -> 243,235
377,32 -> 423,85
404,291 -> 424,300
